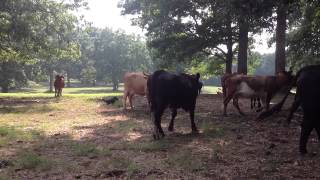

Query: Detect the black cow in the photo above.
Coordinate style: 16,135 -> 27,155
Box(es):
259,65 -> 320,154
285,65 -> 320,154
147,70 -> 203,139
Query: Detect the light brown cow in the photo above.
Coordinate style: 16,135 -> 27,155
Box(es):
123,72 -> 148,110
223,71 -> 293,116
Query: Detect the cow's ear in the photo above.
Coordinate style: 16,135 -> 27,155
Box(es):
196,73 -> 200,80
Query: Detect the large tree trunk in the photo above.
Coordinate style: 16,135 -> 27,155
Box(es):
66,70 -> 71,87
275,1 -> 288,74
49,68 -> 54,92
112,81 -> 118,91
225,17 -> 233,74
112,75 -> 118,91
237,18 -> 249,74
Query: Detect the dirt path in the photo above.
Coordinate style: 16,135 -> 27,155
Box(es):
1,94 -> 320,179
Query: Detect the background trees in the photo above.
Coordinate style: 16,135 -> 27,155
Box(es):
120,0 -> 319,76
0,0 -> 320,92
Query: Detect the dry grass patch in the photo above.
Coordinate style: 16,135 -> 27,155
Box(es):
166,150 -> 207,172
14,151 -> 54,171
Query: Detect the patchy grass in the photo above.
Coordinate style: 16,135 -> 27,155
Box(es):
15,151 -> 54,171
137,139 -> 172,152
166,150 -> 206,172
201,121 -> 226,138
202,86 -> 221,94
0,126 -> 42,147
71,142 -> 99,157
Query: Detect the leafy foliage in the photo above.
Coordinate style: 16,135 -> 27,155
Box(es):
287,0 -> 320,70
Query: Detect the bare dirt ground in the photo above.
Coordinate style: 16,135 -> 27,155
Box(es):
1,94 -> 320,179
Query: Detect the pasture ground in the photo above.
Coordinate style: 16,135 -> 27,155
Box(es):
0,86 -> 320,179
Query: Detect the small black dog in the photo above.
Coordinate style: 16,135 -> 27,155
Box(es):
103,97 -> 119,105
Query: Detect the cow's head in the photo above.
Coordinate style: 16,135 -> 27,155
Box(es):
55,75 -> 64,81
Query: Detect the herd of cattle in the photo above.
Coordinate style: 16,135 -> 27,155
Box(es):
53,65 -> 320,154
122,65 -> 320,155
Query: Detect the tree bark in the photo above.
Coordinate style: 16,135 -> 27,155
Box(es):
49,68 -> 54,92
66,70 -> 71,87
225,17 -> 233,74
275,1 -> 288,74
237,18 -> 249,74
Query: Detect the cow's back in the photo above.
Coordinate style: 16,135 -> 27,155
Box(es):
123,72 -> 147,96
148,70 -> 200,109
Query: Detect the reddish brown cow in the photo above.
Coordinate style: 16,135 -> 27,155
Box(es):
54,75 -> 65,97
221,73 -> 262,110
223,72 -> 292,115
123,72 -> 148,110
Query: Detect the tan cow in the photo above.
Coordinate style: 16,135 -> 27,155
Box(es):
223,71 -> 293,116
123,72 -> 148,110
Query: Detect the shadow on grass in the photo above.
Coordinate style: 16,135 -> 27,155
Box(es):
68,89 -> 122,94
0,97 -> 59,114
0,105 -> 58,114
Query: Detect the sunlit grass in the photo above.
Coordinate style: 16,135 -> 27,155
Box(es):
202,86 -> 221,94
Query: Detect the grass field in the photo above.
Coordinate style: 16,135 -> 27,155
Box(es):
0,86 -> 319,179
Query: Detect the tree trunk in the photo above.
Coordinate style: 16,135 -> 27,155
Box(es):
112,81 -> 118,91
275,1 -> 288,74
66,70 -> 71,87
49,68 -> 54,92
237,18 -> 249,74
225,17 -> 233,74
1,85 -> 9,93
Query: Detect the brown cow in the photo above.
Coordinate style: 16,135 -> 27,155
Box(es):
221,73 -> 262,111
54,75 -> 65,97
123,72 -> 148,110
223,71 -> 293,115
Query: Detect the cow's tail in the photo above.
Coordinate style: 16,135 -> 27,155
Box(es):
257,73 -> 299,120
147,70 -> 164,112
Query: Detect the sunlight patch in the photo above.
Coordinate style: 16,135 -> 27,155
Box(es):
126,132 -> 142,141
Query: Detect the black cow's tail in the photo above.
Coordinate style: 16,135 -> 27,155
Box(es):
147,70 -> 164,112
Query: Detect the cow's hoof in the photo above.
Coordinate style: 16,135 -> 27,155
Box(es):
153,134 -> 160,140
153,133 -> 165,140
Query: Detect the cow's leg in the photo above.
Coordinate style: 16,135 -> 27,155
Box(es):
257,98 -> 262,108
233,97 -> 245,116
190,109 -> 198,134
152,107 -> 165,140
168,108 -> 177,132
129,94 -> 134,109
54,88 -> 57,97
223,94 -> 233,116
299,120 -> 313,154
265,93 -> 273,110
251,98 -> 254,109
122,91 -> 128,110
